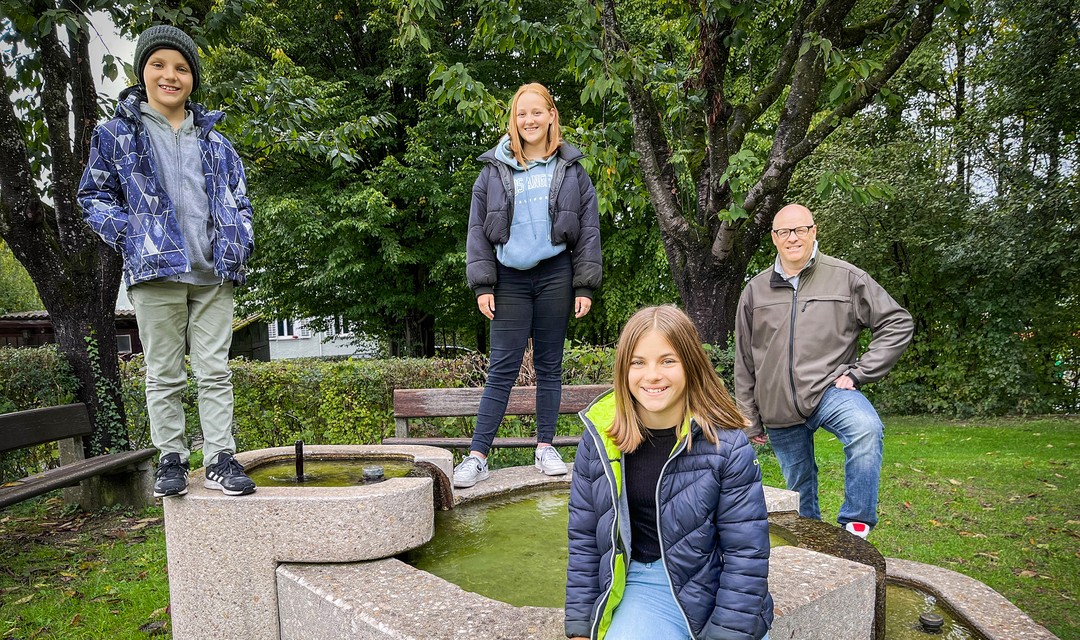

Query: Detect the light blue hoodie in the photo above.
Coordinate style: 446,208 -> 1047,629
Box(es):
493,135 -> 566,269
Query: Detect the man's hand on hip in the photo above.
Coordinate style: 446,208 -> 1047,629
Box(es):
834,374 -> 856,390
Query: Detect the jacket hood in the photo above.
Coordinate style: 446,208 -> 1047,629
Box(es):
115,85 -> 224,133
491,134 -> 560,170
478,137 -> 585,165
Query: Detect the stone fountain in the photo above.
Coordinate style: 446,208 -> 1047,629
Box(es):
162,446 -> 1059,640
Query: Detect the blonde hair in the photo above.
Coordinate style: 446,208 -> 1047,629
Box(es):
608,305 -> 748,453
507,83 -> 563,168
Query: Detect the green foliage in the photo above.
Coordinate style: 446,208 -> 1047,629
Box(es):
0,346 -> 77,482
786,0 -> 1080,416
0,241 -> 41,315
84,335 -> 127,455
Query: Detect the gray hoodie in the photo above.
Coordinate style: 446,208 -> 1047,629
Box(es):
139,103 -> 218,285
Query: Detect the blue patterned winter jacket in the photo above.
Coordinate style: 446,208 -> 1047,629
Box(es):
566,391 -> 774,640
78,86 -> 253,286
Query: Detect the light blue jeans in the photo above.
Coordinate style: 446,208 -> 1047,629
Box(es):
607,560 -> 692,640
767,386 -> 884,528
606,561 -> 772,640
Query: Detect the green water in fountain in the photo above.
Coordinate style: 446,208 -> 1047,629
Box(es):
885,583 -> 978,639
402,489 -> 787,609
403,490 -> 981,639
247,459 -> 415,487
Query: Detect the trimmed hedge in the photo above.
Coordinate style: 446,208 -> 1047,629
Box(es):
0,345 -> 616,480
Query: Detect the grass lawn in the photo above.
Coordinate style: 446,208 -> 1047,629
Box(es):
0,415 -> 1076,639
755,414 -> 1079,639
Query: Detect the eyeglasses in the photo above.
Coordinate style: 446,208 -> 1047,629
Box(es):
771,225 -> 815,240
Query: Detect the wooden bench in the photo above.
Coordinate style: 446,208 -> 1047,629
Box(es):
382,384 -> 611,449
0,404 -> 157,511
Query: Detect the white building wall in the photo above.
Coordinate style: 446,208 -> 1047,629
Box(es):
267,318 -> 378,360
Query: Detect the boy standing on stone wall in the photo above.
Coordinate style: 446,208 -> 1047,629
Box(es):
79,25 -> 256,498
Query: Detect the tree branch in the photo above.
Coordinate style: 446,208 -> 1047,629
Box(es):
694,13 -> 734,227
727,0 -> 815,151
598,0 -> 689,248
837,0 -> 912,47
789,0 -> 937,163
64,0 -> 98,166
37,15 -> 78,217
0,64 -> 45,234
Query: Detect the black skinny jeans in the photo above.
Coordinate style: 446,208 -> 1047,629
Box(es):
470,251 -> 574,455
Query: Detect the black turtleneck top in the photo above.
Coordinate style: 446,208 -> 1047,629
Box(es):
624,426 -> 679,563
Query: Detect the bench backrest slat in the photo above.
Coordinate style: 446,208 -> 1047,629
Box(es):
0,404 -> 92,453
394,385 -> 611,419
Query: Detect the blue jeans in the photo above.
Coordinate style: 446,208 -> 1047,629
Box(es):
607,561 -> 692,640
767,386 -> 884,528
470,252 -> 573,455
607,561 -> 770,640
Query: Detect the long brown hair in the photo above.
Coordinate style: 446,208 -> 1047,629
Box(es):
507,83 -> 563,168
608,305 -> 748,453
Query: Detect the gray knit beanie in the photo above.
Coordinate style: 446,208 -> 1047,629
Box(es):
134,25 -> 201,93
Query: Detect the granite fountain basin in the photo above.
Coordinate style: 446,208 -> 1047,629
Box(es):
162,444 -> 454,640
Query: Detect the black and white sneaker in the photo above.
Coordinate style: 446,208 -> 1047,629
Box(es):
154,453 -> 189,498
204,452 -> 256,496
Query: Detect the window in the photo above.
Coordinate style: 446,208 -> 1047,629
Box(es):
269,319 -> 310,340
328,316 -> 353,337
270,319 -> 295,339
117,334 -> 133,354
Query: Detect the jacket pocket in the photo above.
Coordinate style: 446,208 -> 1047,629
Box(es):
551,208 -> 581,244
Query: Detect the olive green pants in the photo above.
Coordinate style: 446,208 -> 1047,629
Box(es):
129,280 -> 236,467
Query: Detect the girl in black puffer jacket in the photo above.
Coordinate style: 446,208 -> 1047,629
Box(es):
456,83 -> 602,489
565,305 -> 773,640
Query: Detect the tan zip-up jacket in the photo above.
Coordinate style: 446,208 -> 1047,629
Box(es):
734,252 -> 913,437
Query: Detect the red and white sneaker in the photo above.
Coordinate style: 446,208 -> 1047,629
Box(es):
844,522 -> 871,539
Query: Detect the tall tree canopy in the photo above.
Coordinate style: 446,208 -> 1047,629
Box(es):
205,0 -> 673,353
790,0 -> 1080,414
411,0 -> 952,344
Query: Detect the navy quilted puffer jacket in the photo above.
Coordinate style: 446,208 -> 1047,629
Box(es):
565,391 -> 773,640
78,86 -> 254,287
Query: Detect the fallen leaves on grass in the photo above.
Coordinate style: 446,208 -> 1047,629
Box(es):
138,620 -> 168,636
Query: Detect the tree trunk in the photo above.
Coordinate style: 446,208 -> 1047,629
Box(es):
0,7 -> 128,457
676,254 -> 752,348
599,0 -> 939,347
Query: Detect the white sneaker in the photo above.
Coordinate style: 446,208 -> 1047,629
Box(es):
844,521 -> 871,539
453,455 -> 489,488
535,446 -> 568,476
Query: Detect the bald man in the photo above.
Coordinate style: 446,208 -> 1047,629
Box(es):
734,204 -> 913,539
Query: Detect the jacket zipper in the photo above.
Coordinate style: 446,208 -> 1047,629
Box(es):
587,423 -> 622,640
547,157 -> 568,243
495,163 -> 515,230
655,434 -> 696,638
788,288 -> 808,419
171,127 -> 193,275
